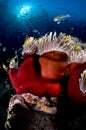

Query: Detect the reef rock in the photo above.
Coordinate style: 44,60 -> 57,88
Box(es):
5,93 -> 58,130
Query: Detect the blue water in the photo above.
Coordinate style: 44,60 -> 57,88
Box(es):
0,0 -> 86,49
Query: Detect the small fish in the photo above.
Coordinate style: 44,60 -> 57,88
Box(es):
70,27 -> 74,30
54,14 -> 70,22
23,37 -> 34,46
3,47 -> 7,52
2,64 -> 8,71
32,29 -> 38,33
74,45 -> 81,52
15,54 -> 19,59
57,21 -> 61,24
32,29 -> 40,34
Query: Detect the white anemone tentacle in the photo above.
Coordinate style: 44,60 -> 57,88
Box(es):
22,40 -> 37,55
36,32 -> 78,56
9,58 -> 18,69
79,69 -> 86,94
68,48 -> 86,64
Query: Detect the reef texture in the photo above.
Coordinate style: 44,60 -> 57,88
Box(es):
5,93 -> 58,130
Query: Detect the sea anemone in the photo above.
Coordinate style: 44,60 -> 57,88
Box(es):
9,58 -> 18,69
36,32 -> 81,80
8,32 -> 86,100
68,62 -> 86,103
36,32 -> 78,56
22,37 -> 37,55
68,45 -> 86,64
